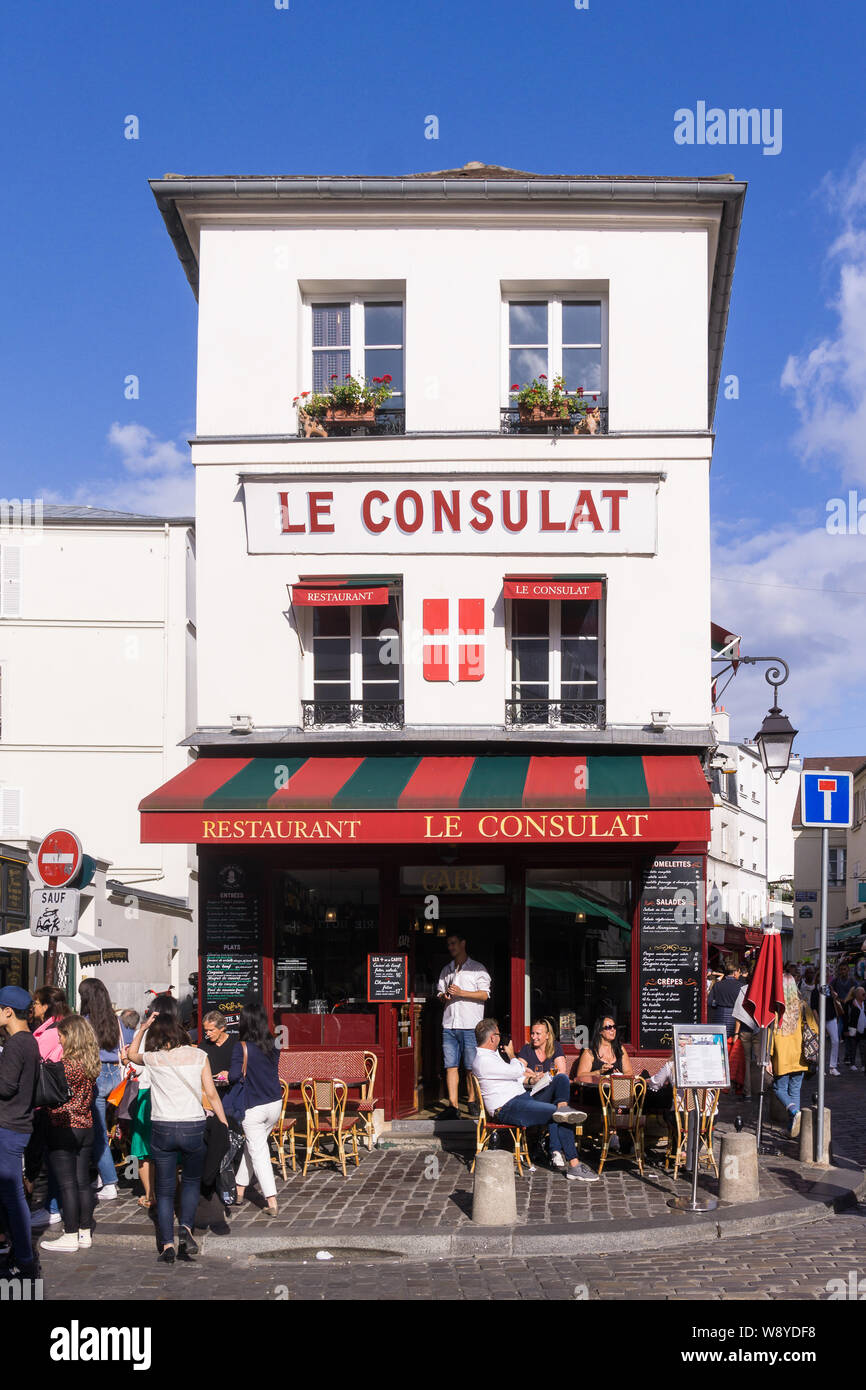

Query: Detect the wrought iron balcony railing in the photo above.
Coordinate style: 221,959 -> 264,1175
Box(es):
296,409 -> 406,438
302,699 -> 405,729
504,698 -> 606,729
500,404 -> 609,436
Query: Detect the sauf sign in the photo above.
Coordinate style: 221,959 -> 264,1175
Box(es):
243,476 -> 660,555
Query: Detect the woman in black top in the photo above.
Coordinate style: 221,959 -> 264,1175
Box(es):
517,1018 -> 568,1078
576,1015 -> 634,1084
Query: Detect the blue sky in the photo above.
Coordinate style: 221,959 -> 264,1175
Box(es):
2,0 -> 866,757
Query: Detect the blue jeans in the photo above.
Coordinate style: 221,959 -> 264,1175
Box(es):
0,1127 -> 33,1266
773,1071 -> 804,1124
442,1028 -> 477,1071
495,1074 -> 578,1162
92,1064 -> 122,1187
150,1120 -> 206,1248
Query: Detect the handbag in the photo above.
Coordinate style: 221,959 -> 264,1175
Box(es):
802,1008 -> 820,1064
36,1059 -> 71,1109
116,1068 -> 140,1121
223,1042 -> 248,1123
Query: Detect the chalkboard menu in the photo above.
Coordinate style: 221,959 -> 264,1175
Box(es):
0,855 -> 28,989
203,953 -> 263,1029
367,953 -> 409,1002
638,856 -> 703,1051
202,860 -> 264,1031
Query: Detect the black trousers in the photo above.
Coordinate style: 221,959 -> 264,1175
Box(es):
47,1128 -> 94,1235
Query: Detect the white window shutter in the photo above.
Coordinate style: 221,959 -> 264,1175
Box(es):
0,788 -> 21,837
1,546 -> 22,617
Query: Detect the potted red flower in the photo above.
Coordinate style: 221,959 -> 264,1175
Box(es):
294,374 -> 393,430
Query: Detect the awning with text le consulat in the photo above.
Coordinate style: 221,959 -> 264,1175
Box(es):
140,754 -> 712,847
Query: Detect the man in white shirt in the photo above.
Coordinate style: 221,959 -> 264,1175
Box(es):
471,1018 -> 599,1182
437,934 -> 491,1118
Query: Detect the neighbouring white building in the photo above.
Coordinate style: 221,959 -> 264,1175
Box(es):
138,164 -> 745,1115
792,755 -> 864,963
0,504 -> 197,1009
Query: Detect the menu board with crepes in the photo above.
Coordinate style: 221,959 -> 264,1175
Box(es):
638,855 -> 704,1051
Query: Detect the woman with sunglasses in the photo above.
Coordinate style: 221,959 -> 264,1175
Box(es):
575,1016 -> 633,1084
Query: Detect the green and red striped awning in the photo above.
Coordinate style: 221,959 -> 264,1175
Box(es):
140,755 -> 711,847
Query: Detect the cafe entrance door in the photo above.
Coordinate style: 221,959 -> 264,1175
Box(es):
395,900 -> 512,1115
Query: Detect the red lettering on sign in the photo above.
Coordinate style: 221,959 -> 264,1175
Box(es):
601,489 -> 628,532
432,490 -> 460,533
568,491 -> 603,532
395,490 -> 423,533
362,490 -> 389,534
469,490 -> 493,531
502,490 -> 528,532
308,492 -> 335,533
540,491 -> 566,532
279,492 -> 305,534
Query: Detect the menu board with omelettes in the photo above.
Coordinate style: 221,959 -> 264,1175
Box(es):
638,856 -> 704,1051
202,860 -> 264,1031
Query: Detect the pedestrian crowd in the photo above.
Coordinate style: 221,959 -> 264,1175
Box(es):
0,981 -> 282,1278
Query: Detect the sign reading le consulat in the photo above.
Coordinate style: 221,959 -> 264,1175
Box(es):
243,477 -> 659,555
186,810 -> 658,843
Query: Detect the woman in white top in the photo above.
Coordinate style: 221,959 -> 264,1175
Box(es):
128,997 -> 227,1264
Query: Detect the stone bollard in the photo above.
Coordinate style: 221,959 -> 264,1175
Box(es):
718,1131 -> 760,1204
799,1107 -> 832,1166
472,1150 -> 517,1225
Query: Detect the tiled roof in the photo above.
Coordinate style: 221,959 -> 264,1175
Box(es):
41,504 -> 193,524
161,165 -> 738,183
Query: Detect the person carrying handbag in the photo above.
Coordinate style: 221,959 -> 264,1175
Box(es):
228,1001 -> 282,1216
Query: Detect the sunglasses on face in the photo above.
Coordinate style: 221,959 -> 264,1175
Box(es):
602,1024 -> 617,1030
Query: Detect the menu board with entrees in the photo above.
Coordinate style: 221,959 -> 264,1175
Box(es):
638,855 -> 704,1051
367,953 -> 409,1003
202,859 -> 264,1030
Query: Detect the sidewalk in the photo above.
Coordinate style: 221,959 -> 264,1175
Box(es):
84,1070 -> 866,1260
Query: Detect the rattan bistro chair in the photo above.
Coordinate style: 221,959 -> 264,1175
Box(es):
301,1077 -> 363,1178
666,1086 -> 719,1181
270,1080 -> 298,1179
469,1073 -> 533,1177
598,1075 -> 647,1176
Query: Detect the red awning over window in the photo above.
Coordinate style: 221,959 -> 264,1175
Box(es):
291,586 -> 389,607
504,578 -> 602,601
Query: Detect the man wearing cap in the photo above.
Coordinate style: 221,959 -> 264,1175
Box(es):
0,986 -> 40,1276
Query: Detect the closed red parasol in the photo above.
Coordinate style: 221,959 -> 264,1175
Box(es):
743,926 -> 785,1028
743,926 -> 786,1148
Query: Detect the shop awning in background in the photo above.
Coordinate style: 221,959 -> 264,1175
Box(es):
141,754 -> 712,846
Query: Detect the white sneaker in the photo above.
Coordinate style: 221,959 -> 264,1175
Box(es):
830,1068 -> 840,1077
550,1150 -> 566,1170
97,1184 -> 118,1202
40,1231 -> 80,1253
78,1230 -> 92,1250
49,1210 -> 62,1225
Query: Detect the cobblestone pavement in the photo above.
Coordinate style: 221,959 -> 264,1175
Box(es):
32,1206 -> 866,1301
27,1068 -> 866,1303
86,1071 -> 858,1240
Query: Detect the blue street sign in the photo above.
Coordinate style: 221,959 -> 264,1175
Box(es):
801,770 -> 854,828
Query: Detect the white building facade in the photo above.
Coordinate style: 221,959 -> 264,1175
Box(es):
140,166 -> 745,1115
0,505 -> 197,1009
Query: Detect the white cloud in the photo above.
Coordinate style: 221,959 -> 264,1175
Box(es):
43,423 -> 193,517
713,524 -> 866,753
781,157 -> 866,481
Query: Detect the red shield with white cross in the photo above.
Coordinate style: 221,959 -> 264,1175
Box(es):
422,599 -> 485,683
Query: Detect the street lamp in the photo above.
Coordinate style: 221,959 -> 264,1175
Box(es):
747,659 -> 797,782
711,653 -> 797,782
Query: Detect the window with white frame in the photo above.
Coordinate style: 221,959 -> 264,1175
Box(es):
304,590 -> 402,726
505,297 -> 605,399
507,596 -> 603,725
829,846 -> 847,887
310,300 -> 404,404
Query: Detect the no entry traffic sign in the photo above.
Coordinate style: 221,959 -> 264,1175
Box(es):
801,771 -> 853,828
36,829 -> 83,888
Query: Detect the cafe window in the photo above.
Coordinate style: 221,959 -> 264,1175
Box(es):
507,594 -> 604,727
505,297 -> 605,401
274,868 -> 379,1013
302,588 -> 403,728
310,299 -> 404,405
526,867 -> 632,1043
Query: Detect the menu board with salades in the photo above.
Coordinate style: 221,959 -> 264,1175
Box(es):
638,856 -> 704,1051
367,954 -> 409,1003
202,860 -> 264,1030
